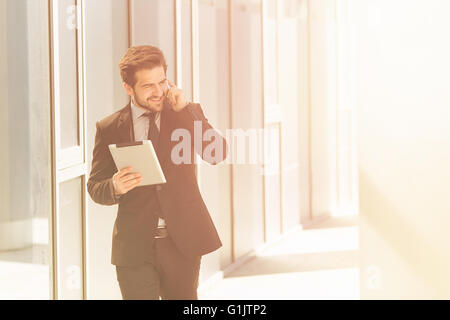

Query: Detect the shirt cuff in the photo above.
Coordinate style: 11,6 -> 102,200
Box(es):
110,174 -> 122,203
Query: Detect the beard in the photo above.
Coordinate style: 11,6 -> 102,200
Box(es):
132,89 -> 166,112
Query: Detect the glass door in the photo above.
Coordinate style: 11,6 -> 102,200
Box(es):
0,0 -> 53,299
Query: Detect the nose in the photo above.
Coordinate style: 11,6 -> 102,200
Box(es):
154,83 -> 164,96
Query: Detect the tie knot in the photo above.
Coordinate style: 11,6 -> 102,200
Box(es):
143,111 -> 156,120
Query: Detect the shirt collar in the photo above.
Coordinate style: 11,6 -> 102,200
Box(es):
130,100 -> 154,122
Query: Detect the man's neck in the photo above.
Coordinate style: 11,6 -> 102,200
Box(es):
131,98 -> 156,113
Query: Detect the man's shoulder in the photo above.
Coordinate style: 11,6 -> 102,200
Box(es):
97,104 -> 129,130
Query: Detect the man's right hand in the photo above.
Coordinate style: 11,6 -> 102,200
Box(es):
112,167 -> 142,196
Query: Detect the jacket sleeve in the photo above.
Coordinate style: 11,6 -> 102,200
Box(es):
178,103 -> 228,165
87,122 -> 121,206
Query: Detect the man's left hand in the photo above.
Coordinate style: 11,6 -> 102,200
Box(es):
167,80 -> 189,112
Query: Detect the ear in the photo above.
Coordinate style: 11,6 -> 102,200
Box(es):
123,82 -> 134,96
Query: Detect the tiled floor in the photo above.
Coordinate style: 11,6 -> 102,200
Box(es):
0,215 -> 359,300
199,214 -> 360,300
0,217 -> 50,300
0,260 -> 50,300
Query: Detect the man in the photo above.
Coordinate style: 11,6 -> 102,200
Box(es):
87,45 -> 227,300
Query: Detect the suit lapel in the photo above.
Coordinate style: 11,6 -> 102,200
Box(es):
116,103 -> 134,143
115,103 -> 174,165
157,107 -> 173,165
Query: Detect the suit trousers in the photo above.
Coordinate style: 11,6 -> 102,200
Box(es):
115,235 -> 201,300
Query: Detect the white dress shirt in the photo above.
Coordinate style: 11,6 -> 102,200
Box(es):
130,101 -> 161,141
129,101 -> 165,227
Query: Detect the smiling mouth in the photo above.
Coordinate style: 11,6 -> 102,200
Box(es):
150,96 -> 163,103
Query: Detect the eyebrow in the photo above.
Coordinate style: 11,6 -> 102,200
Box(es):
141,78 -> 167,86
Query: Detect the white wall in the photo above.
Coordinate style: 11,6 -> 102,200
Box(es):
197,0 -> 233,277
84,0 -> 130,300
278,0 -> 302,231
352,0 -> 450,299
230,1 -> 265,259
0,0 -> 10,227
309,0 -> 338,219
297,0 -> 312,224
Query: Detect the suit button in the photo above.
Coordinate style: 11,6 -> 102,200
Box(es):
156,185 -> 162,191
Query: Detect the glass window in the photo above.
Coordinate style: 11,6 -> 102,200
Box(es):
263,0 -> 278,107
131,0 -> 176,82
181,0 -> 192,101
57,177 -> 84,300
0,0 -> 52,300
57,0 -> 80,149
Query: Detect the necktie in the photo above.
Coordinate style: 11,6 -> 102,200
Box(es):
143,112 -> 164,220
145,112 -> 159,150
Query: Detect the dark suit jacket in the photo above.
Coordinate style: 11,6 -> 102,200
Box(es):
87,102 -> 227,266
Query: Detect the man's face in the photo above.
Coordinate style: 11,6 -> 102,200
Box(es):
124,66 -> 168,112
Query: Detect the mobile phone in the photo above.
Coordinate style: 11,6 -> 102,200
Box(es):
164,80 -> 172,110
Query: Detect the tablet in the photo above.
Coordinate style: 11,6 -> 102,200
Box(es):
108,140 -> 166,186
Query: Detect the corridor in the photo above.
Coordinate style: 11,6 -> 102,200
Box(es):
199,215 -> 359,300
4,0 -> 448,300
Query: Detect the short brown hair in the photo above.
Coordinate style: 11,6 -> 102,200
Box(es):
118,45 -> 168,87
